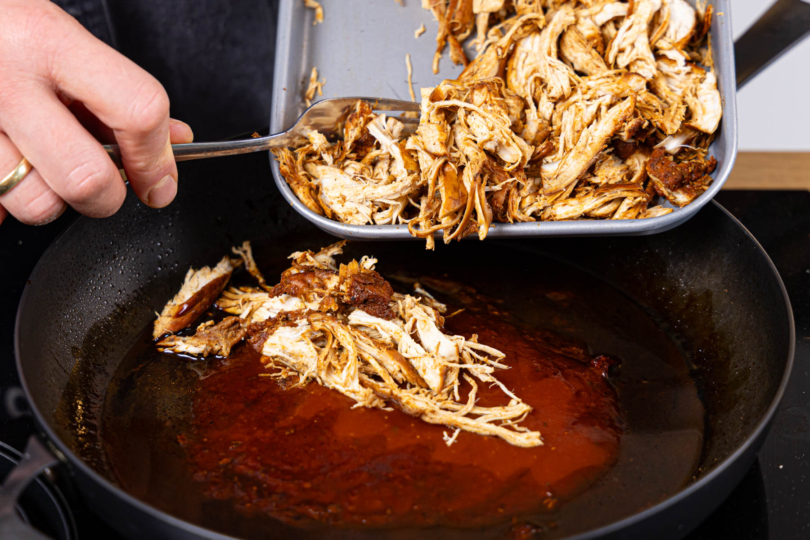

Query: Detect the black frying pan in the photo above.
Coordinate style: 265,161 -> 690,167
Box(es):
5,0 -> 808,535
2,150 -> 794,540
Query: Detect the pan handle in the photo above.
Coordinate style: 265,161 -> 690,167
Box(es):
0,438 -> 60,540
735,0 -> 810,89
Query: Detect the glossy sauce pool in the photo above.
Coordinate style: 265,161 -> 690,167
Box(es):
97,259 -> 705,539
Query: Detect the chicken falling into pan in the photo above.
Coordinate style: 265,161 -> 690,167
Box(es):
154,241 -> 542,447
277,0 -> 721,248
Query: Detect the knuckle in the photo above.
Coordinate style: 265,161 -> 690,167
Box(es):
14,2 -> 63,44
17,3 -> 67,54
0,3 -> 62,84
27,7 -> 62,35
23,193 -> 65,225
63,158 -> 117,205
128,80 -> 170,133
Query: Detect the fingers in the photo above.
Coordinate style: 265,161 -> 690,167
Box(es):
66,100 -> 116,143
1,85 -> 126,217
40,10 -> 178,206
69,102 -> 193,145
0,132 -> 66,225
169,119 -> 194,144
0,0 -> 191,221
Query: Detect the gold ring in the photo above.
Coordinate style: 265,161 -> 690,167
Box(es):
0,157 -> 33,197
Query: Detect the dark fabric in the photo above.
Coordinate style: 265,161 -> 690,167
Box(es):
52,0 -> 278,140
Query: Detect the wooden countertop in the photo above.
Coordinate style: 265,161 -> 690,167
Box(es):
724,152 -> 810,190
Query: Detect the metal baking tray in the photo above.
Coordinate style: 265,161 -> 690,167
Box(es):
270,0 -> 736,240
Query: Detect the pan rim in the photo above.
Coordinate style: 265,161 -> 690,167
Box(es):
13,200 -> 795,540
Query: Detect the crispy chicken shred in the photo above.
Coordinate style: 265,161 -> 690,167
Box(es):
153,256 -> 241,340
302,0 -> 324,25
406,54 -> 416,102
276,0 -> 721,247
303,67 -> 326,108
156,241 -> 542,448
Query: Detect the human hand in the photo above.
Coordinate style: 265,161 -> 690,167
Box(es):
0,0 -> 193,226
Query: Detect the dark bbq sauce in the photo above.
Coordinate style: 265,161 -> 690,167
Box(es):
181,307 -> 621,529
99,263 -> 704,539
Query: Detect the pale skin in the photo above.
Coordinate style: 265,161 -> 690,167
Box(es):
0,0 -> 193,227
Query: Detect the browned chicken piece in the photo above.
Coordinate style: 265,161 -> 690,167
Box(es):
544,96 -> 636,196
658,128 -> 698,155
157,317 -> 248,357
302,0 -> 324,25
560,26 -> 608,76
543,183 -> 647,220
231,241 -> 271,290
657,0 -> 696,49
473,0 -> 504,14
507,6 -> 576,102
574,2 -> 628,54
273,269 -> 340,302
586,198 -> 622,218
416,122 -> 450,156
624,148 -> 652,183
606,0 -> 662,79
342,100 -> 378,157
289,241 -> 347,271
303,66 -> 325,107
590,153 -> 630,184
427,0 -> 475,73
215,241 -> 348,324
638,205 -> 674,219
693,3 -> 714,44
458,13 -> 542,83
448,0 -> 475,58
684,71 -> 722,134
273,148 -> 323,216
611,196 -> 649,220
153,256 -> 241,339
471,0 -> 505,50
646,147 -> 717,206
340,261 -> 395,319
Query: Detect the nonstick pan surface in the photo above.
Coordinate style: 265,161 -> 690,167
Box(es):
13,154 -> 794,539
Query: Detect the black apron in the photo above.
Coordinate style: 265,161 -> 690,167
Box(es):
52,0 -> 278,140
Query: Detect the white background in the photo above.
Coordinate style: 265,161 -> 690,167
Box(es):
733,0 -> 810,150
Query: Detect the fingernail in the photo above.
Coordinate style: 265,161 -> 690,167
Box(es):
146,175 -> 177,208
34,203 -> 68,226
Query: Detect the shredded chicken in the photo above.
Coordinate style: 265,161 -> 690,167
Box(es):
157,317 -> 248,357
304,67 -> 326,108
157,241 -> 542,448
276,1 -> 721,246
646,146 -> 716,206
425,0 -> 476,74
406,54 -> 416,102
302,0 -> 324,25
415,24 -> 426,38
153,256 -> 241,339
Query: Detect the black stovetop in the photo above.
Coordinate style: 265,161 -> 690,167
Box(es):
1,156 -> 808,538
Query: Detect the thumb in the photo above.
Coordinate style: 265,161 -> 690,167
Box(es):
169,119 -> 194,144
